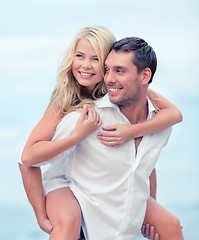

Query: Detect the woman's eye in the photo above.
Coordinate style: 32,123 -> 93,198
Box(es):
93,57 -> 99,62
76,54 -> 83,59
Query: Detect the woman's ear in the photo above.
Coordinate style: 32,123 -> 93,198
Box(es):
141,68 -> 151,85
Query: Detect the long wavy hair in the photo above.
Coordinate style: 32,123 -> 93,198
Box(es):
50,25 -> 116,114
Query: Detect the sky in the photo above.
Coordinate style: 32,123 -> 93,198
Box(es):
0,0 -> 198,209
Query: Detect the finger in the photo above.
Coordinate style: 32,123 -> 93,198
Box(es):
141,224 -> 146,236
91,110 -> 101,127
102,125 -> 116,131
90,106 -> 98,115
98,135 -> 117,142
97,119 -> 102,128
90,107 -> 97,118
93,110 -> 100,123
145,223 -> 150,237
149,225 -> 155,239
87,108 -> 102,129
99,139 -> 120,147
44,219 -> 53,234
98,131 -> 116,137
154,233 -> 160,240
86,108 -> 96,123
88,107 -> 99,121
80,105 -> 88,120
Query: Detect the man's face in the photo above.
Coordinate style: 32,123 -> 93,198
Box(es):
104,50 -> 142,109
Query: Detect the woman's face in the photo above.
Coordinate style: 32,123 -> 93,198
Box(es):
72,38 -> 103,92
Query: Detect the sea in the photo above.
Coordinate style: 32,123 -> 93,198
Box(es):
0,201 -> 198,240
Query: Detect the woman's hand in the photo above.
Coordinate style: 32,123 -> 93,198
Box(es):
97,124 -> 134,147
73,105 -> 102,142
38,217 -> 53,234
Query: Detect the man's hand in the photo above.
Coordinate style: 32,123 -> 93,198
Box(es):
141,223 -> 160,240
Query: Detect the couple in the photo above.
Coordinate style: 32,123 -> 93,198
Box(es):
19,25 -> 183,240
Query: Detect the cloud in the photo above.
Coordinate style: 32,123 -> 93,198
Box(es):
0,35 -> 72,53
0,128 -> 21,143
0,35 -> 73,97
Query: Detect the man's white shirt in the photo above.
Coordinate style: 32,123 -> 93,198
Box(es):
39,94 -> 172,240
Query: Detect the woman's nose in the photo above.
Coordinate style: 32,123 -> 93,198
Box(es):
82,59 -> 92,68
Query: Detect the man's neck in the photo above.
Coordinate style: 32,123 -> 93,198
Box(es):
121,98 -> 148,154
120,97 -> 148,125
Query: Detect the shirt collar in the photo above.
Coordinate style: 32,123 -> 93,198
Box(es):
95,94 -> 157,120
94,94 -> 119,110
147,97 -> 157,119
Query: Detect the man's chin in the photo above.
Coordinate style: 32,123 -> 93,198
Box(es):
108,95 -> 119,105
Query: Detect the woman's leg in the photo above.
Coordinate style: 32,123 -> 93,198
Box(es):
46,187 -> 81,240
143,196 -> 184,240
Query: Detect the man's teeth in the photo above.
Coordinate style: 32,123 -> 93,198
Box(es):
110,88 -> 120,92
80,72 -> 93,76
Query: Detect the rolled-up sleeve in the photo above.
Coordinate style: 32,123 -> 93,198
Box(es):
31,111 -> 80,167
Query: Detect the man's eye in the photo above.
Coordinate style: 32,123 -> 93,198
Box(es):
117,69 -> 124,73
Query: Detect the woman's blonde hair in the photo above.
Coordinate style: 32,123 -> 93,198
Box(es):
50,25 -> 116,114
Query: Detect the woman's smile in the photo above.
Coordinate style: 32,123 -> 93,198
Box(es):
78,71 -> 95,78
72,38 -> 103,92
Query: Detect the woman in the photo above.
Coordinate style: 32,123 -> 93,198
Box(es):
19,25 -> 183,240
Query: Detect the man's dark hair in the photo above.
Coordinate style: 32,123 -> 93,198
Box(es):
110,37 -> 157,84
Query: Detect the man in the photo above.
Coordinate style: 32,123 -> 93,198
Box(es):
57,37 -> 171,239
19,37 -> 182,239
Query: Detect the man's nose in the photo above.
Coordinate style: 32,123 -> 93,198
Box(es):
105,71 -> 115,84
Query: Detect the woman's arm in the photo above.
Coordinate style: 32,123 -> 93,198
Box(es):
21,103 -> 63,166
21,105 -> 101,167
19,104 -> 101,233
145,88 -> 183,132
97,89 -> 182,146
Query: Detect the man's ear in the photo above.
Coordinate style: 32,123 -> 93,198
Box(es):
141,68 -> 151,85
